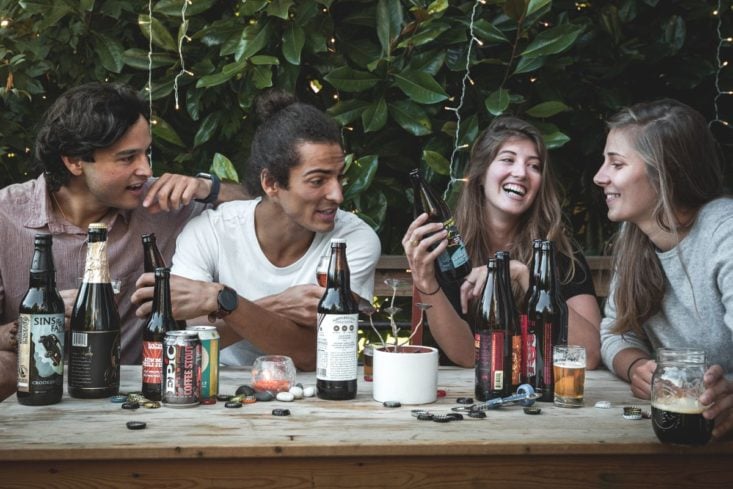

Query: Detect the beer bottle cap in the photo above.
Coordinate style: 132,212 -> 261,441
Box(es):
272,408 -> 291,416
126,421 -> 147,430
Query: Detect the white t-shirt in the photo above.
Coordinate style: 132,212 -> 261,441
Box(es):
171,198 -> 381,366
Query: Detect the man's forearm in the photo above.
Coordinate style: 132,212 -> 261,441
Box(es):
216,182 -> 249,204
224,298 -> 316,371
0,351 -> 17,402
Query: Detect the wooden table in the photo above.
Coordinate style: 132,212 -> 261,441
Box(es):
1,366 -> 731,488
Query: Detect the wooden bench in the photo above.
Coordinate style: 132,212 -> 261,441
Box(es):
374,255 -> 612,299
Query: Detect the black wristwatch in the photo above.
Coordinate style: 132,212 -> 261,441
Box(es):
208,285 -> 238,323
195,172 -> 221,205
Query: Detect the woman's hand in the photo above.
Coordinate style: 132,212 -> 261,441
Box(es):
459,266 -> 486,314
402,213 -> 447,293
700,364 -> 733,439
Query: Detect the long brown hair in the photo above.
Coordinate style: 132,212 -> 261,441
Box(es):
606,99 -> 724,335
455,116 -> 576,283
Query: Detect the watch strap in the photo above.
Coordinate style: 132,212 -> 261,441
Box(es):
195,172 -> 221,205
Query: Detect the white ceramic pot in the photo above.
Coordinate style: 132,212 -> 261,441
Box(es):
372,345 -> 439,405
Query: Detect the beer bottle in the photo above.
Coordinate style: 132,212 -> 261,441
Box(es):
316,239 -> 359,400
68,223 -> 121,399
16,234 -> 65,406
142,233 -> 186,329
519,240 -> 542,382
496,251 -> 521,392
142,267 -> 177,401
409,169 -> 471,283
474,258 -> 512,400
526,240 -> 564,402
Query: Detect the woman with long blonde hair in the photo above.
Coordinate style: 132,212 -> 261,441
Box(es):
594,98 -> 733,439
403,116 -> 601,368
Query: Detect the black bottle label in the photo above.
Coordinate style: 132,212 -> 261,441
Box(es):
435,220 -> 469,272
69,330 -> 120,390
17,313 -> 65,393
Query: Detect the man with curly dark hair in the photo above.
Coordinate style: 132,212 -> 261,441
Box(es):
0,82 -> 247,401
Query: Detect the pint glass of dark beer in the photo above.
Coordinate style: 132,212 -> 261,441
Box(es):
651,348 -> 713,446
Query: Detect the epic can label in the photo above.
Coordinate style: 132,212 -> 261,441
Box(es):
163,331 -> 201,407
186,325 -> 220,399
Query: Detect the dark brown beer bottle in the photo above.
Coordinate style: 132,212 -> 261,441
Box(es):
142,267 -> 177,401
409,169 -> 471,283
17,234 -> 65,406
526,240 -> 564,402
519,240 -> 542,383
474,258 -> 513,400
317,239 -> 358,400
68,223 -> 121,399
496,251 -> 521,392
142,233 -> 186,329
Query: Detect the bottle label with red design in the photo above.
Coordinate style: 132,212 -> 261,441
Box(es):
142,341 -> 164,384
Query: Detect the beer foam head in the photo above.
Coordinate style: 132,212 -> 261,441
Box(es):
652,397 -> 707,415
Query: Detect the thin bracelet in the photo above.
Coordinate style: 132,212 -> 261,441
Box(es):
626,356 -> 649,383
415,283 -> 441,296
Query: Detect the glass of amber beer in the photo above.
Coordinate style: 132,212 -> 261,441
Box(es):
651,348 -> 713,446
316,254 -> 330,287
553,345 -> 586,407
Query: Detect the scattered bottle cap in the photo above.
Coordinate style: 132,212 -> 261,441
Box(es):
383,401 -> 401,408
467,410 -> 487,419
200,398 -> 217,405
121,401 -> 140,410
272,408 -> 291,416
623,406 -> 643,420
594,400 -> 612,409
456,397 -> 473,404
110,395 -> 128,403
436,389 -> 447,398
126,421 -> 146,430
523,407 -> 542,415
142,401 -> 161,409
225,401 -> 243,408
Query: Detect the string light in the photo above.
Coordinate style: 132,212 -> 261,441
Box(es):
444,0 -> 482,200
173,0 -> 193,111
147,0 -> 154,169
710,0 -> 731,129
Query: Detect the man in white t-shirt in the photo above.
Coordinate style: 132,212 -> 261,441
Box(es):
132,90 -> 380,370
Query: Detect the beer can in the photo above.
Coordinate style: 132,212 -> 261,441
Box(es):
162,331 -> 201,407
186,325 -> 220,399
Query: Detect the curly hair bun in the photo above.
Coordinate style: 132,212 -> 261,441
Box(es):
255,89 -> 298,123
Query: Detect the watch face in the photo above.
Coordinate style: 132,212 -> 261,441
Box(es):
219,286 -> 238,313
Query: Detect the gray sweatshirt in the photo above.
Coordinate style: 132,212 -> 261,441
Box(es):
601,198 -> 733,375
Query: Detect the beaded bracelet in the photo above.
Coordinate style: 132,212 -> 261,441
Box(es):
415,283 -> 441,296
626,356 -> 649,383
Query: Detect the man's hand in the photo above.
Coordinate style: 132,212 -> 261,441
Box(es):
142,173 -> 211,213
255,285 -> 325,326
132,273 -> 220,321
0,321 -> 18,351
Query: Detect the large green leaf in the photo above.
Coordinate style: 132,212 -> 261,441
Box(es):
122,49 -> 178,70
527,0 -> 551,16
392,71 -> 449,104
362,98 -> 388,133
406,50 -> 446,75
327,99 -> 370,125
422,150 -> 450,175
251,65 -> 273,89
472,19 -> 509,45
484,88 -> 511,116
138,14 -> 178,52
662,15 -> 686,52
396,22 -> 451,49
267,0 -> 293,19
389,100 -> 432,136
520,24 -> 584,58
35,3 -> 73,31
193,112 -> 219,148
377,0 -> 403,57
210,153 -> 240,182
343,154 -> 379,201
504,0 -> 528,22
324,66 -> 381,92
513,55 -> 545,74
525,101 -> 570,118
282,25 -> 305,65
196,59 -> 246,88
152,116 -> 185,148
235,23 -> 272,62
93,33 -> 125,73
155,0 -> 217,17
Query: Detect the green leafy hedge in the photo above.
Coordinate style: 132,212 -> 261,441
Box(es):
1,0 -> 729,253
